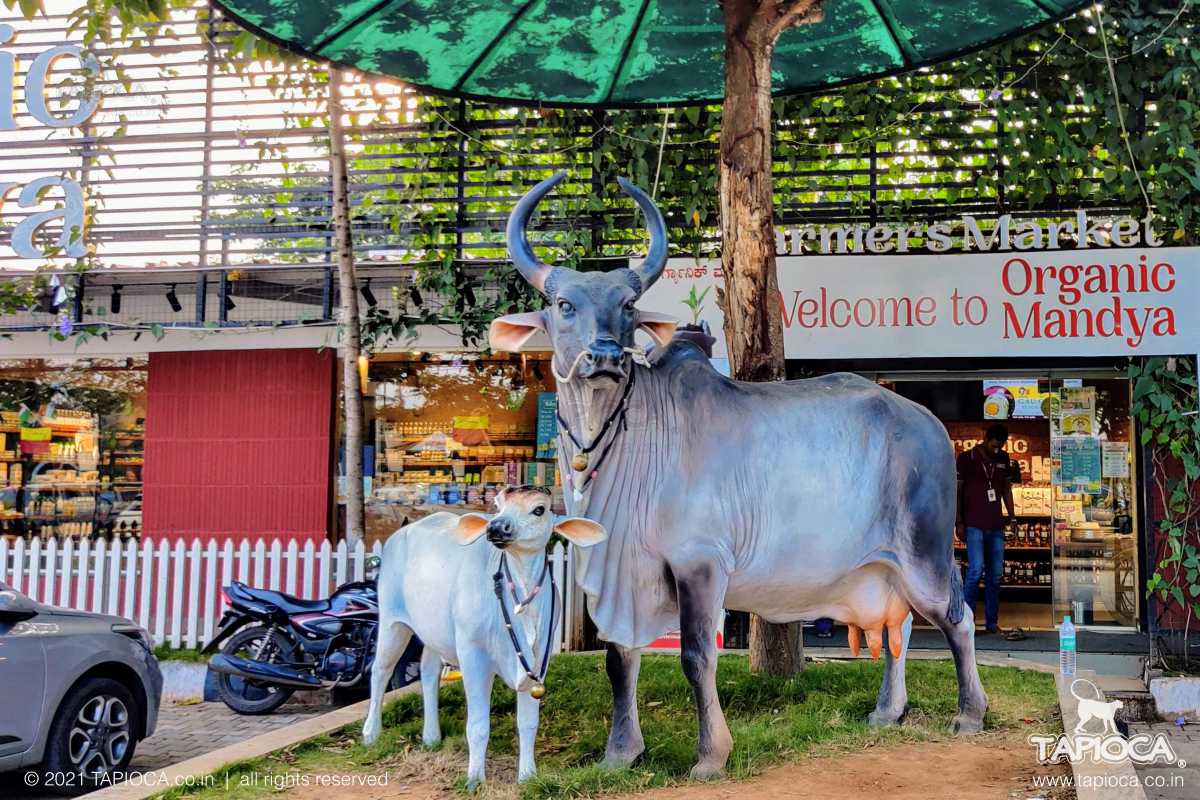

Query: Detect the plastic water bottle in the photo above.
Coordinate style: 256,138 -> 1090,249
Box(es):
1059,615 -> 1077,677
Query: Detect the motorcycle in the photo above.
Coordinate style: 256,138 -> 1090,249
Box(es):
202,556 -> 421,714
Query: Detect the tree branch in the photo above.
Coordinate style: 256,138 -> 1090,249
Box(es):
767,0 -> 825,44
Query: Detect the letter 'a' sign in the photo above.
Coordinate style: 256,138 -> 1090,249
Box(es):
642,249 -> 1200,359
1,23 -> 100,259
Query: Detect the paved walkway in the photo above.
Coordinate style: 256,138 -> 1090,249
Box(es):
1128,720 -> 1200,800
3,700 -> 327,799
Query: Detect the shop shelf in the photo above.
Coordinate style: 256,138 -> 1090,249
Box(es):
955,545 -> 1050,552
25,483 -> 100,491
24,514 -> 96,522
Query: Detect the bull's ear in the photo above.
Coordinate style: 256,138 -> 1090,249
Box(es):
637,311 -> 678,348
553,517 -> 608,547
489,311 -> 545,352
454,513 -> 490,545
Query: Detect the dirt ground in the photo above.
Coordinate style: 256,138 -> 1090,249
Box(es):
282,737 -> 1074,800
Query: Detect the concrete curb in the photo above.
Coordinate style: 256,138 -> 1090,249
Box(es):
83,684 -> 419,800
1055,670 -> 1148,800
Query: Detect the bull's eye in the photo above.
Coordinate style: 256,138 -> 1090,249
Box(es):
623,300 -> 636,314
532,505 -> 546,517
557,299 -> 574,316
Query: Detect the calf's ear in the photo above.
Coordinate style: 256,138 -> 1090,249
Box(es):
454,513 -> 490,545
489,311 -> 545,353
553,517 -> 608,547
637,311 -> 678,348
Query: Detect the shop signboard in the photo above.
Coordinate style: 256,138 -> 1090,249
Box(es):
0,23 -> 100,259
642,248 -> 1200,360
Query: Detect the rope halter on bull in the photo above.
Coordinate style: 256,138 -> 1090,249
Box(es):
506,172 -> 669,504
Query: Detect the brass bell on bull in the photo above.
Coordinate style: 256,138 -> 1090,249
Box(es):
530,682 -> 546,699
571,453 -> 589,472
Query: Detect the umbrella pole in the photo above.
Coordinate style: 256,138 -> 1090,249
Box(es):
718,0 -> 824,676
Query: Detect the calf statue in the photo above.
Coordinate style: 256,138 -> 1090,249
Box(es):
490,173 -> 989,780
362,486 -> 607,789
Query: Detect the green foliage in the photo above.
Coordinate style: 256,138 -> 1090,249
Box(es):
1130,355 -> 1200,669
3,1 -> 1198,350
153,654 -> 1059,800
681,284 -> 711,326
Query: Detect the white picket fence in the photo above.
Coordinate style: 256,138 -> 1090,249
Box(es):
0,536 -> 575,651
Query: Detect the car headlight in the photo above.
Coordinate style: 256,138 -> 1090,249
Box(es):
112,622 -> 153,652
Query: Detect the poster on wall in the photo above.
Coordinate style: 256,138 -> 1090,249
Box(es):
1102,441 -> 1130,478
536,393 -> 557,459
983,379 -> 1046,418
1058,436 -> 1102,494
1060,387 -> 1097,436
641,248 -> 1200,359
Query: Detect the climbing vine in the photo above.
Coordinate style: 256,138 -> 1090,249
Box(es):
3,1 -> 1198,347
1131,356 -> 1200,669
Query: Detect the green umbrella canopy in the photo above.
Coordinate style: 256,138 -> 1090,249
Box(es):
212,0 -> 1092,108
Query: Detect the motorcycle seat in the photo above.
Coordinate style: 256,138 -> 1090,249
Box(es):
229,581 -> 331,614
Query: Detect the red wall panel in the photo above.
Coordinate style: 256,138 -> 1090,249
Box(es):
143,349 -> 334,545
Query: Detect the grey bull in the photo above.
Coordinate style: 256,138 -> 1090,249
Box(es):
489,173 -> 988,779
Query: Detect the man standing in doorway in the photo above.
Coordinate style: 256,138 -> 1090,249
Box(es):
957,424 -> 1016,635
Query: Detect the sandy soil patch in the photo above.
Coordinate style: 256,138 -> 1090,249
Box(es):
281,736 -> 1072,800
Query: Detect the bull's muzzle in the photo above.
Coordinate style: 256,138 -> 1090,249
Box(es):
578,338 -> 627,381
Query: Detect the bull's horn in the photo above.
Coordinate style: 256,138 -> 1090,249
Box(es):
617,177 -> 668,295
507,172 -> 566,294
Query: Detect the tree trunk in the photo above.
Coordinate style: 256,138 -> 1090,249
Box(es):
329,69 -> 365,546
718,0 -> 823,676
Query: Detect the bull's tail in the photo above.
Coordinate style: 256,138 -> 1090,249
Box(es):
946,566 -> 965,625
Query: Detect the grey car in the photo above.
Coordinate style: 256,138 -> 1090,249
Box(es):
0,581 -> 162,795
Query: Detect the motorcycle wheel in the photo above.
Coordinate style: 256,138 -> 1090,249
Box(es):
215,626 -> 297,715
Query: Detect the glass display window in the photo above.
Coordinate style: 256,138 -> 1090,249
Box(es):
0,358 -> 146,542
880,372 -> 1141,632
350,352 -> 559,547
1048,378 -> 1138,628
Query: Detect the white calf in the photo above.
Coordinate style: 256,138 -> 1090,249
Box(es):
362,486 -> 607,790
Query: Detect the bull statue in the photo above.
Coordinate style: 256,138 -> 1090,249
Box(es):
489,173 -> 989,779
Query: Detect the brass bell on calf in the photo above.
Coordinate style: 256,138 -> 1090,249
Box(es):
571,453 -> 589,472
530,682 -> 546,699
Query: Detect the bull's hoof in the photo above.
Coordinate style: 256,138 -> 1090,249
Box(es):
951,710 -> 986,735
599,749 -> 643,770
868,706 -> 907,727
465,778 -> 484,793
689,761 -> 726,782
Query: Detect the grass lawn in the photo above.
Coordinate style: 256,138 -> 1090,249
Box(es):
156,654 -> 1061,800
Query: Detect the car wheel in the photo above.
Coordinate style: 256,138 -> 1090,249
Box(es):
40,677 -> 139,796
215,626 -> 296,715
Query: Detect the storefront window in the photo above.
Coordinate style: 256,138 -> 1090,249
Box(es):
0,358 -> 146,542
1048,379 -> 1138,628
350,352 -> 558,547
882,373 -> 1140,631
